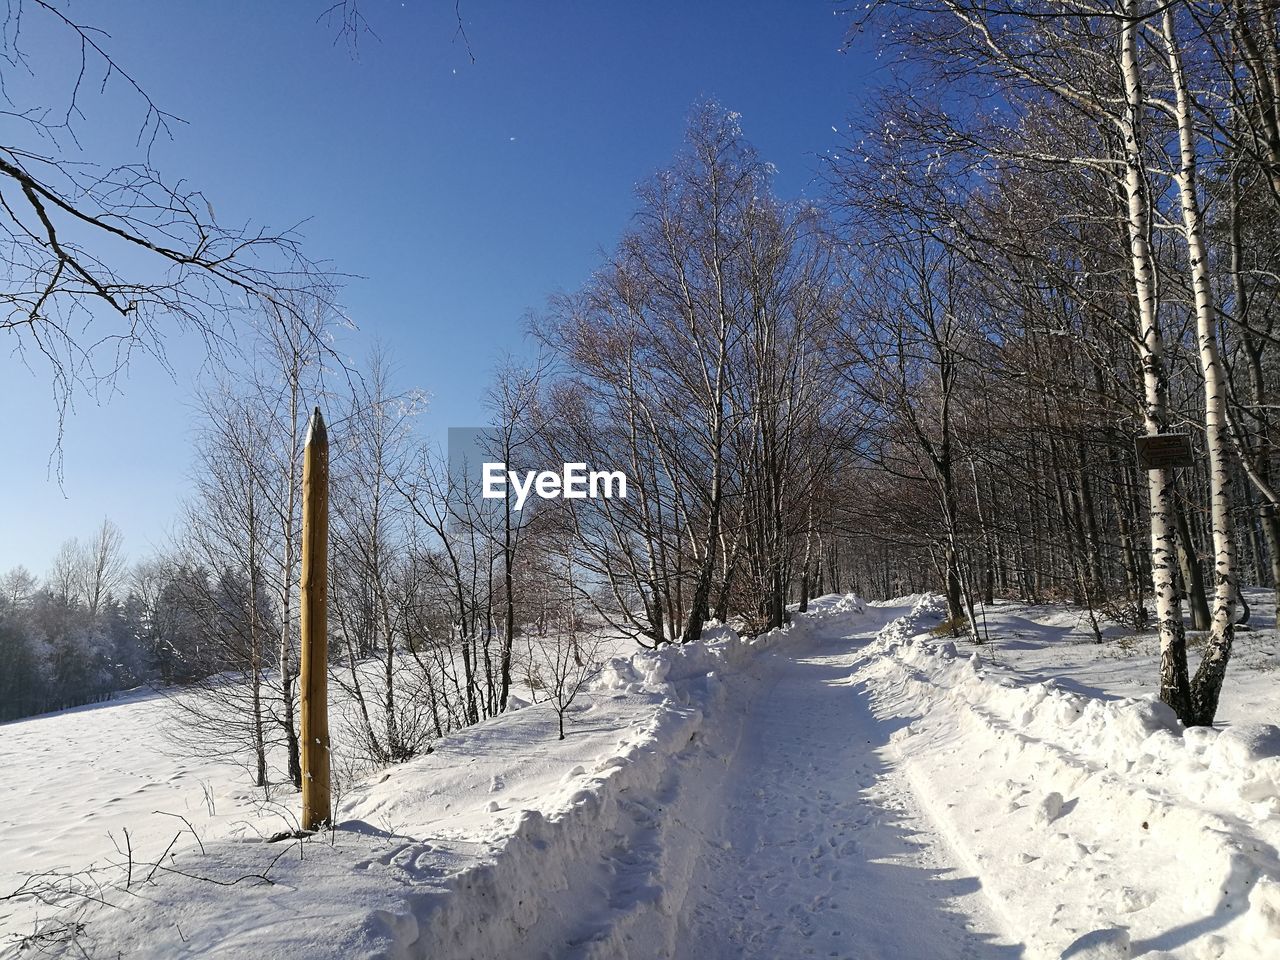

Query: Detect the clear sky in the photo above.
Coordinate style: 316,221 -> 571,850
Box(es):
0,0 -> 879,576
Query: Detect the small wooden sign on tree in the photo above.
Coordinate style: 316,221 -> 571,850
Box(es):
1134,433 -> 1194,470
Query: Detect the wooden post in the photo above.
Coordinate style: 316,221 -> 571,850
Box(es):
300,407 -> 331,831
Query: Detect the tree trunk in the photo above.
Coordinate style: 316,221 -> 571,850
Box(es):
1174,497 -> 1211,632
1163,8 -> 1238,723
1119,2 -> 1191,721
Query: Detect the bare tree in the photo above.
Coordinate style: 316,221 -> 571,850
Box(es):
0,1 -> 341,464
76,519 -> 126,617
528,551 -> 602,741
47,538 -> 80,605
328,348 -> 433,766
169,386 -> 280,789
484,356 -> 548,711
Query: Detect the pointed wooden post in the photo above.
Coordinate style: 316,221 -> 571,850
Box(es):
300,407 -> 331,830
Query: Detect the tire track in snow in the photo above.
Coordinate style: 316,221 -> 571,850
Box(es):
673,610 -> 1020,960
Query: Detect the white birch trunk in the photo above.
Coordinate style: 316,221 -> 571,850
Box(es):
1120,0 -> 1192,720
1162,9 -> 1237,724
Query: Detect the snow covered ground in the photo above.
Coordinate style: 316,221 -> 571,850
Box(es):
0,632 -> 634,943
863,596 -> 1280,959
960,588 -> 1279,729
4,594 -> 1278,959
0,686 -> 291,942
673,603 -> 1017,959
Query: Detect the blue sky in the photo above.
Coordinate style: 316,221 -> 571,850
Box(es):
0,1 -> 879,575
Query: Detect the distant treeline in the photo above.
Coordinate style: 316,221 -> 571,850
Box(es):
0,521 -> 294,723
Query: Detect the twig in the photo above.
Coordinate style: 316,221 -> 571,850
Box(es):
153,811 -> 206,856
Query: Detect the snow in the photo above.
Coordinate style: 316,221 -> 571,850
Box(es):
673,605 -> 1015,958
959,589 -> 1279,726
5,592 -> 1279,959
862,594 -> 1280,959
0,686 -> 292,941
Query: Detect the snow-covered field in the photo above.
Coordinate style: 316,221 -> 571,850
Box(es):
3,594 -> 1278,959
0,687 -> 290,942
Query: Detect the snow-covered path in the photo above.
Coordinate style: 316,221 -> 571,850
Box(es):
674,609 -> 1019,960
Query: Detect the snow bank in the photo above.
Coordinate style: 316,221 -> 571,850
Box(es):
367,696 -> 709,959
17,598 -> 865,959
858,594 -> 1280,960
591,595 -> 863,696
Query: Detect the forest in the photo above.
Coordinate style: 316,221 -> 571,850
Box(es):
3,0 -> 1279,782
